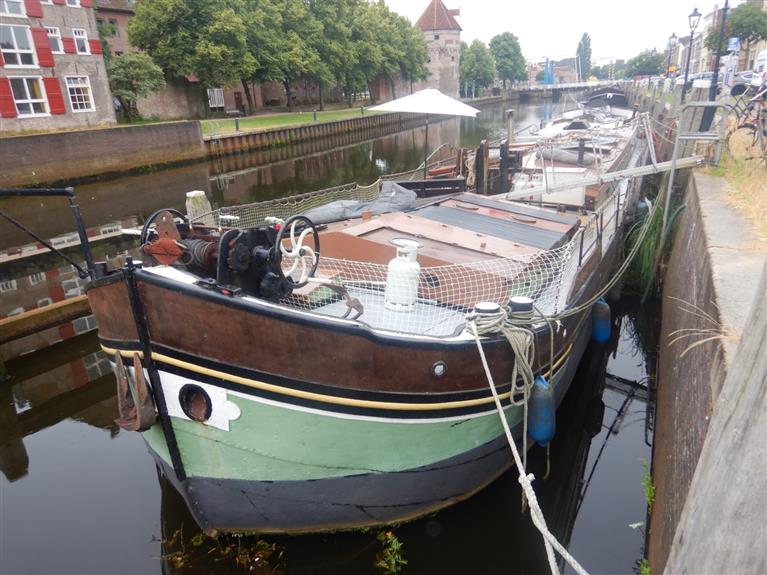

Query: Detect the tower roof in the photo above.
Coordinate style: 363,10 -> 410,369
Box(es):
415,0 -> 461,32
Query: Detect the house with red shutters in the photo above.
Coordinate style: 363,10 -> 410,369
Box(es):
0,0 -> 115,133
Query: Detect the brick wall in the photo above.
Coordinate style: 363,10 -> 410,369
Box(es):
0,120 -> 205,186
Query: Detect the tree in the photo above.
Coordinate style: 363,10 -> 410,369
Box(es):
489,32 -> 526,89
459,40 -> 495,97
129,0 -> 255,89
394,14 -> 429,94
576,33 -> 591,79
704,3 -> 767,67
624,49 -> 664,78
107,52 -> 166,120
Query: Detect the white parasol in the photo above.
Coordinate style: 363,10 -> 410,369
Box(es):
370,89 -> 480,178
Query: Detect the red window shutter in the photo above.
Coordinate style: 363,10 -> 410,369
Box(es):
52,0 -> 65,4
24,0 -> 43,17
43,77 -> 66,115
80,0 -> 92,6
0,78 -> 17,118
88,39 -> 102,54
62,37 -> 76,54
32,28 -> 55,67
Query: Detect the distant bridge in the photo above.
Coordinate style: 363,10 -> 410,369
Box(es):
508,80 -> 626,101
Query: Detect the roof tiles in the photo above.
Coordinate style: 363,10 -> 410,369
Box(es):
415,0 -> 461,32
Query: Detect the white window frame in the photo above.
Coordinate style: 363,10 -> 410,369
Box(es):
41,0 -> 53,4
27,272 -> 45,285
207,88 -> 224,109
9,76 -> 50,117
65,75 -> 95,113
0,279 -> 18,292
0,0 -> 26,18
46,26 -> 63,54
66,0 -> 81,7
0,25 -> 38,68
72,28 -> 89,54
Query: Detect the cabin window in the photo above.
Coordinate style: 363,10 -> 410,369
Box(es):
66,0 -> 80,7
434,34 -> 439,40
179,384 -> 212,422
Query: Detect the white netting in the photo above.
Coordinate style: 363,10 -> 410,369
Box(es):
281,239 -> 576,337
185,124 -> 646,338
191,182 -> 382,229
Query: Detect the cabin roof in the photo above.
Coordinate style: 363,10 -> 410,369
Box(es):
415,0 -> 462,31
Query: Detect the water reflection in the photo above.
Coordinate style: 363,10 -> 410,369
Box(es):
0,99 -> 573,251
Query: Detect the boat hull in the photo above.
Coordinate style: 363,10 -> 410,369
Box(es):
138,313 -> 589,535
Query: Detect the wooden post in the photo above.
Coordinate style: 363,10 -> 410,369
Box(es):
506,109 -> 515,142
497,139 -> 509,195
475,140 -> 485,194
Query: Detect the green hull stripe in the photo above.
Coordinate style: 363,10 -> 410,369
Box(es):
144,357 -> 571,482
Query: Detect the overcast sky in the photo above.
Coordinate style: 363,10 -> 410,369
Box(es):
385,0 -> 746,63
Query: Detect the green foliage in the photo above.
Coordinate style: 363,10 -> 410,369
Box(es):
107,52 -> 165,120
375,530 -> 407,575
129,0 -> 429,111
460,39 -> 495,96
96,20 -> 116,64
624,49 -> 664,78
576,32 -> 592,78
535,69 -> 545,82
641,459 -> 655,510
489,32 -> 526,88
704,3 -> 767,57
129,0 -> 254,88
637,558 -> 651,575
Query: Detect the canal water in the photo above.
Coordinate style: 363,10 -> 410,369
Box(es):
0,99 -> 656,574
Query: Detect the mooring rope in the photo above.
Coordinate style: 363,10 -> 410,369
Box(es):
466,312 -> 591,575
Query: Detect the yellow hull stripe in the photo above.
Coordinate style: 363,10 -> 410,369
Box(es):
101,344 -> 573,412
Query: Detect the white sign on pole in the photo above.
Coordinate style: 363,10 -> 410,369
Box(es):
727,37 -> 741,52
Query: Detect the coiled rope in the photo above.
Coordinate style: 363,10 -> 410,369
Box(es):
466,307 -> 591,575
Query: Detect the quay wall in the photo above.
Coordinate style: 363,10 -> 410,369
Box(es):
649,172 -> 766,574
0,121 -> 206,188
204,111 -> 429,157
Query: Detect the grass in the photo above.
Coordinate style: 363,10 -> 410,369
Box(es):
201,108 -> 381,136
714,127 -> 767,248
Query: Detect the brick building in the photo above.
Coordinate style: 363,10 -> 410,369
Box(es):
413,0 -> 461,98
0,0 -> 115,132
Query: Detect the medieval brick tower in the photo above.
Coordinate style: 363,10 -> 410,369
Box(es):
415,0 -> 461,97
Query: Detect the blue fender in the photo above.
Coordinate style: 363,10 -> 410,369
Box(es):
529,375 -> 556,447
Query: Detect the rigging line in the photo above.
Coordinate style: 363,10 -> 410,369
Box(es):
0,210 -> 90,278
574,385 -> 638,517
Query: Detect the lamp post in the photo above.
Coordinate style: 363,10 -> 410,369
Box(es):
666,33 -> 677,78
681,7 -> 702,104
700,0 -> 729,130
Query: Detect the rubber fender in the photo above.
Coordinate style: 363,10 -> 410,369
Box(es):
529,376 -> 556,447
592,298 -> 611,343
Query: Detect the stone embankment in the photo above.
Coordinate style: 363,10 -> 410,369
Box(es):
627,78 -> 767,574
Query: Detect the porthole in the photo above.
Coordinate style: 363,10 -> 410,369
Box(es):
179,384 -> 212,422
432,361 -> 448,378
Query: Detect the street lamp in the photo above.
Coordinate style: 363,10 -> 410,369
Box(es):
681,7 -> 702,104
666,33 -> 677,78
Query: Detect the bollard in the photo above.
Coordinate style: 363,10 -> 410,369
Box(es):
360,106 -> 364,116
313,109 -> 317,121
235,117 -> 240,132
